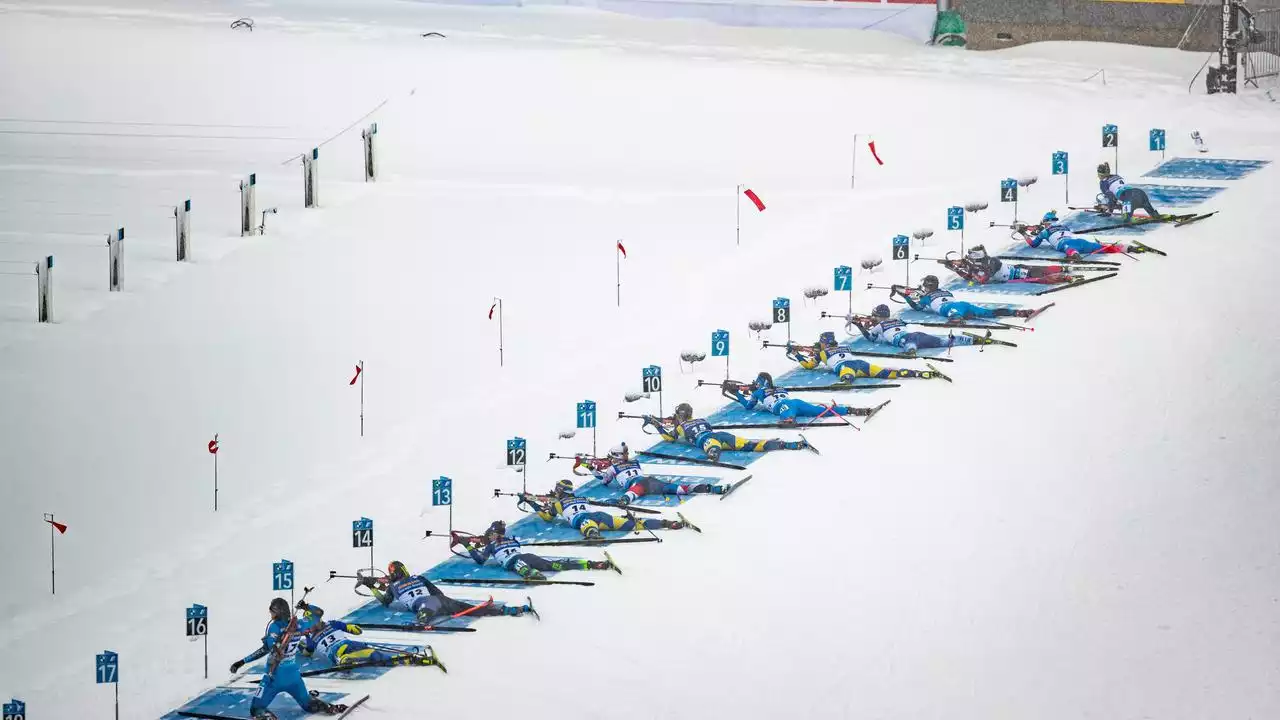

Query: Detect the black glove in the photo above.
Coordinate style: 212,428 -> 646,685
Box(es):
295,600 -> 309,610
229,660 -> 244,673
357,576 -> 377,588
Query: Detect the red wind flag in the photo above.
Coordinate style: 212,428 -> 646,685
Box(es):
488,302 -> 497,320
868,140 -> 884,166
208,435 -> 219,454
44,515 -> 67,534
743,188 -> 766,212
617,241 -> 627,258
349,363 -> 362,386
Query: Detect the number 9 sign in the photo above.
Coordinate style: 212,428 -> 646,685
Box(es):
711,329 -> 729,357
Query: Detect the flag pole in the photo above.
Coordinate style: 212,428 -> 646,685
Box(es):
616,240 -> 620,307
48,512 -> 55,594
735,185 -> 741,246
851,133 -> 858,190
358,360 -> 365,438
497,299 -> 504,367
213,441 -> 218,511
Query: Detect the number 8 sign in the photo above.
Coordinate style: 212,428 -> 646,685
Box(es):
772,298 -> 790,324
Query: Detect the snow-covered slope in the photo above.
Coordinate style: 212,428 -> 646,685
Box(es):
1,1 -> 1277,718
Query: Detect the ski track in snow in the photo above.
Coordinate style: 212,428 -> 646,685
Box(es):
1,1 -> 1278,718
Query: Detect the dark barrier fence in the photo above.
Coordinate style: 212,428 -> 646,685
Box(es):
1242,7 -> 1280,85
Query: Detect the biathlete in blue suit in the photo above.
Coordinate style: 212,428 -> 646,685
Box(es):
644,403 -> 813,461
1020,210 -> 1155,258
294,602 -> 439,668
787,331 -> 946,382
848,305 -> 995,353
227,598 -> 342,719
725,372 -> 875,424
463,520 -> 614,579
893,276 -> 1037,322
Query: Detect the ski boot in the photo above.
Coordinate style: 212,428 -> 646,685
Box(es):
846,405 -> 875,417
307,697 -> 345,715
705,483 -> 729,495
704,446 -> 722,462
922,363 -> 952,383
251,711 -> 279,720
586,559 -> 611,570
798,434 -> 820,455
583,525 -> 602,540
966,330 -> 997,346
662,518 -> 686,530
514,563 -> 547,581
502,603 -> 530,617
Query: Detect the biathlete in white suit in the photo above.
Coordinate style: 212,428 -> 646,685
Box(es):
847,305 -> 993,352
893,275 -> 1037,322
593,443 -> 726,504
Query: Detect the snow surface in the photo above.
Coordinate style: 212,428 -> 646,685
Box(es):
1,0 -> 1278,718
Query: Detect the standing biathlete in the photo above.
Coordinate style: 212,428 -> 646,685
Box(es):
523,479 -> 690,539
787,332 -> 947,382
228,598 -> 343,718
594,443 -> 727,504
726,372 -> 877,424
643,403 -> 813,461
463,520 -> 615,579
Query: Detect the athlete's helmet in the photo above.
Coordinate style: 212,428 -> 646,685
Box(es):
872,304 -> 891,319
608,443 -> 629,464
485,520 -> 506,539
673,403 -> 694,424
269,597 -> 291,621
752,372 -> 774,390
921,275 -> 940,292
817,331 -> 837,348
1096,161 -> 1111,177
966,245 -> 988,261
387,560 -> 409,582
1042,210 -> 1059,223
554,478 -> 575,497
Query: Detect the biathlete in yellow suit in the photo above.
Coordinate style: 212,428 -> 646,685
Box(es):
788,331 -> 948,383
642,402 -> 813,462
523,479 -> 689,539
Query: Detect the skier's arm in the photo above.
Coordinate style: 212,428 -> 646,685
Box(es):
789,345 -> 820,369
466,542 -> 491,566
644,415 -> 678,442
853,321 -> 873,342
297,602 -> 324,620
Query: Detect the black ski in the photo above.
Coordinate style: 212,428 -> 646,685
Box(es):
635,449 -> 747,470
1023,302 -> 1055,321
719,474 -> 753,501
589,499 -> 661,514
1130,240 -> 1167,256
1044,272 -> 1120,294
961,331 -> 1017,348
337,695 -> 370,719
350,623 -> 477,632
526,595 -> 541,620
799,382 -> 901,391
1175,211 -> 1216,227
434,577 -> 595,587
602,550 -> 623,575
860,399 -> 892,422
997,255 -> 1120,267
924,362 -> 952,383
676,512 -> 703,533
524,537 -> 661,548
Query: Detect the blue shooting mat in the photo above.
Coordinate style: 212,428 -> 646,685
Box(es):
245,643 -> 427,681
1143,157 -> 1269,181
424,553 -> 604,586
575,474 -> 714,507
835,333 -> 963,358
770,362 -> 902,390
1130,183 -> 1223,207
339,596 -> 493,627
160,687 -> 354,720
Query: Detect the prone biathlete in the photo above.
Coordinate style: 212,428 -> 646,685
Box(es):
523,479 -> 689,539
594,443 -> 727,504
642,403 -> 813,461
787,331 -> 945,383
463,520 -> 615,579
726,372 -> 877,424
295,603 -> 436,668
848,305 -> 993,353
